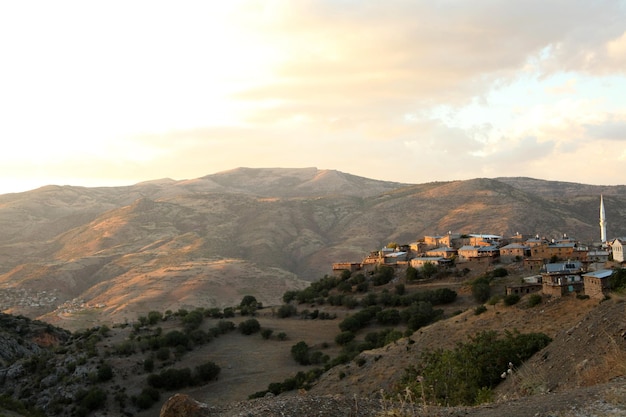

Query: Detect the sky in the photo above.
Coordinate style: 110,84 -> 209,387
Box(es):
1,1 -> 626,194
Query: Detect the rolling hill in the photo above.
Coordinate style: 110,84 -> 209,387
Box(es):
0,168 -> 624,328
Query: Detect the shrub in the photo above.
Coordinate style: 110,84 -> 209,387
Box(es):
492,267 -> 508,278
195,361 -> 221,382
147,311 -> 163,325
277,304 -> 297,318
503,294 -> 520,306
335,331 -> 356,346
239,318 -> 261,335
261,328 -> 273,339
76,388 -> 107,412
527,294 -> 542,307
277,332 -> 287,341
136,387 -> 160,409
97,362 -> 113,382
474,305 -> 487,315
402,330 -> 551,406
291,341 -> 311,365
471,277 -> 491,303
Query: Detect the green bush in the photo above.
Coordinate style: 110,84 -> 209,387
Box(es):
238,318 -> 261,335
527,294 -> 542,307
136,387 -> 160,409
503,294 -> 521,306
474,305 -> 487,315
261,328 -> 273,339
402,330 -> 551,406
291,341 -> 311,365
334,331 -> 356,346
195,361 -> 221,382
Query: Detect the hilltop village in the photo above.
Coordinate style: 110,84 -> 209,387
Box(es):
333,230 -> 626,301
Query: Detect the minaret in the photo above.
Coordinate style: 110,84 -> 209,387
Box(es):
600,195 -> 607,244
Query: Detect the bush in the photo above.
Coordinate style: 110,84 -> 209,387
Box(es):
239,318 -> 261,335
136,387 -> 160,410
195,361 -> 221,382
527,294 -> 542,307
474,305 -> 487,315
503,294 -> 520,306
471,277 -> 491,303
403,330 -> 551,406
277,304 -> 297,318
76,388 -> 107,412
335,331 -> 356,346
261,328 -> 273,339
97,362 -> 113,382
291,341 -> 311,365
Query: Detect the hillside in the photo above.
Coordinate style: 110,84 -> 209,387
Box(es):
0,168 -> 625,329
1,268 -> 623,417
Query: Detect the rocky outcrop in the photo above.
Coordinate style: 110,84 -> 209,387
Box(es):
160,394 -> 212,417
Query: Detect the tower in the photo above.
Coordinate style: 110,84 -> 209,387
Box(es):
600,194 -> 607,244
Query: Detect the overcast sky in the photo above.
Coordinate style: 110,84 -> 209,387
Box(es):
1,1 -> 625,194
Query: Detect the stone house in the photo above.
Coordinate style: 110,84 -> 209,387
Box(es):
457,245 -> 499,263
610,238 -> 626,263
332,262 -> 362,275
541,261 -> 584,297
582,269 -> 613,299
499,243 -> 531,263
505,283 -> 543,296
425,246 -> 458,259
530,242 -> 587,262
409,257 -> 449,268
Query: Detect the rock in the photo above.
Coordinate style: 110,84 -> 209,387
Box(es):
160,393 -> 211,417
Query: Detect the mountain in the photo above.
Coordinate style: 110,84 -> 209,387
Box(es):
0,168 -> 625,329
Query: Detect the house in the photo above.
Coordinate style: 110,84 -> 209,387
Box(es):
410,257 -> 450,269
425,246 -> 458,259
499,243 -> 531,263
457,245 -> 499,264
525,236 -> 549,247
610,238 -> 626,263
541,261 -> 584,297
505,283 -> 543,296
582,269 -> 613,299
383,251 -> 408,264
332,262 -> 362,275
530,241 -> 586,261
468,234 -> 502,246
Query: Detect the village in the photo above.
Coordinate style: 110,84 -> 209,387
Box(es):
332,197 -> 626,301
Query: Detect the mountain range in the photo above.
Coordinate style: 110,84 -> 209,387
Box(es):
0,167 -> 624,329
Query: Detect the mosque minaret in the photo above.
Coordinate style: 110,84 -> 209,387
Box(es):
600,194 -> 607,244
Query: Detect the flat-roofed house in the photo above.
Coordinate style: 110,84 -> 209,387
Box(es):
610,238 -> 626,263
425,246 -> 458,259
541,261 -> 584,297
582,269 -> 613,299
499,243 -> 531,263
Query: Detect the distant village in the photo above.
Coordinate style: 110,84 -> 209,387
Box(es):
333,197 -> 626,301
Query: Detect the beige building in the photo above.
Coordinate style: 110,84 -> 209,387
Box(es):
610,238 -> 626,263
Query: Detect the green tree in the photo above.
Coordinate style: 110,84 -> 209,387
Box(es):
422,261 -> 438,278
291,341 -> 311,365
147,311 -> 163,325
335,331 -> 356,345
406,265 -> 419,281
238,318 -> 261,335
195,361 -> 221,382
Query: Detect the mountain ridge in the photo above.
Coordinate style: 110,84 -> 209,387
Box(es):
0,167 -> 625,328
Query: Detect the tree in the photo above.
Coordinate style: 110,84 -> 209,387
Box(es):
335,331 -> 356,345
240,295 -> 259,315
471,277 -> 491,303
147,311 -> 163,325
238,318 -> 261,335
291,341 -> 311,365
406,266 -> 419,281
195,361 -> 221,382
422,261 -> 437,278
